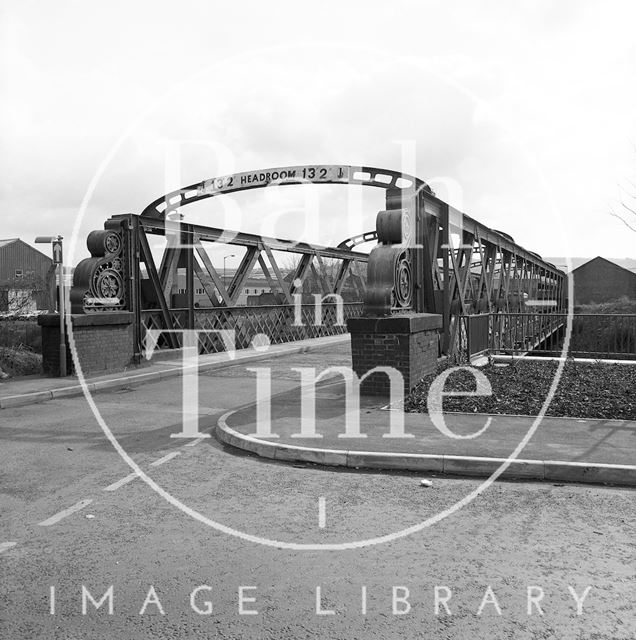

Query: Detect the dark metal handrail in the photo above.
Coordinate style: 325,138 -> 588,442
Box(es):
461,312 -> 636,359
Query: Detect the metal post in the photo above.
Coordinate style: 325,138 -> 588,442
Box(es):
36,235 -> 66,376
441,204 -> 450,355
129,216 -> 142,363
58,260 -> 67,377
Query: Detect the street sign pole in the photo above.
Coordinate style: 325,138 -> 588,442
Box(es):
54,238 -> 66,377
36,235 -> 66,376
58,259 -> 67,377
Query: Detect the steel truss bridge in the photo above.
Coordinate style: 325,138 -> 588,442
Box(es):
70,164 -> 566,362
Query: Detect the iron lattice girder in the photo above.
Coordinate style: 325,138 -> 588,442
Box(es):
135,165 -> 564,328
136,223 -> 178,349
108,214 -> 368,313
291,254 -> 313,294
192,239 -> 231,304
132,216 -> 367,263
191,258 -> 221,307
227,246 -> 261,304
97,165 -> 566,360
262,244 -> 292,303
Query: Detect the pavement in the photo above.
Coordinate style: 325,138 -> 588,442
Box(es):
216,371 -> 636,486
2,334 -> 635,486
0,334 -> 350,409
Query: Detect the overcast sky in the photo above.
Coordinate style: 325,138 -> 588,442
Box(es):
1,0 -> 635,267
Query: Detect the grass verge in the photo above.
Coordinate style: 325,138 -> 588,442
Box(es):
0,346 -> 43,378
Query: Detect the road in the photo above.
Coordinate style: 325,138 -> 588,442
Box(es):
1,347 -> 634,639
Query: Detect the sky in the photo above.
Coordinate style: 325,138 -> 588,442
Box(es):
1,0 -> 635,269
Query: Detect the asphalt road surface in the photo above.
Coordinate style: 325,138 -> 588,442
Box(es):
1,350 -> 634,639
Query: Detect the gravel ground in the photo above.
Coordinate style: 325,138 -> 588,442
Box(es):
405,360 -> 636,420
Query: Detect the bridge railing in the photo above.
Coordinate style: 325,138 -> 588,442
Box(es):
481,312 -> 636,359
489,313 -> 566,356
564,313 -> 636,359
140,302 -> 364,354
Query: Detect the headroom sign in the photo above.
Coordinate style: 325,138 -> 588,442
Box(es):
198,165 -> 351,195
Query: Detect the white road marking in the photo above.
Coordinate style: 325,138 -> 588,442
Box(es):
38,499 -> 93,527
103,472 -> 139,491
318,497 -> 326,529
0,542 -> 17,554
150,451 -> 181,466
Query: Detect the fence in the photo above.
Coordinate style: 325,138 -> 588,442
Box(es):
567,314 -> 636,359
490,313 -> 566,356
140,302 -> 364,354
462,313 -> 636,360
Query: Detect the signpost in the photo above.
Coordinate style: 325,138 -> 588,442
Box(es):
52,240 -> 63,265
35,235 -> 66,377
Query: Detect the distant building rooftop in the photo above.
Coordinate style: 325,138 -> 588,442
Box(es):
545,256 -> 636,274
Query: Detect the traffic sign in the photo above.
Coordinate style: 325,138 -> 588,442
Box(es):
52,240 -> 63,264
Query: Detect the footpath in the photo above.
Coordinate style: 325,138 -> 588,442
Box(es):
2,335 -> 635,486
0,335 -> 349,409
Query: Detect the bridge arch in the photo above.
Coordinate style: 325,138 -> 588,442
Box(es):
140,164 -> 433,220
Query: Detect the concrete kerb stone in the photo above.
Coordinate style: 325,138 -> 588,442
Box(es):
49,385 -> 87,400
275,445 -> 348,467
347,451 -> 444,472
544,461 -> 636,485
443,455 -> 545,480
127,371 -> 170,386
216,419 -> 349,466
158,368 -> 182,381
0,390 -> 53,409
93,376 -> 131,391
215,417 -> 636,487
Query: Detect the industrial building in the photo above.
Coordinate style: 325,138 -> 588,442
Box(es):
572,256 -> 636,305
0,239 -> 54,312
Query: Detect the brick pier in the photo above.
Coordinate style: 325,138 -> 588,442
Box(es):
347,314 -> 442,396
38,312 -> 134,376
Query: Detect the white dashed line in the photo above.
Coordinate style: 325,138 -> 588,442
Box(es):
318,497 -> 326,529
150,451 -> 181,466
38,499 -> 93,527
0,542 -> 17,554
103,472 -> 139,491
105,449 -> 185,491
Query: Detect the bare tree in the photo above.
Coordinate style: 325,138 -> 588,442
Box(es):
610,147 -> 636,232
0,272 -> 50,314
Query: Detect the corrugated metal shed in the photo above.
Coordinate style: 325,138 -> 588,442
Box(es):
0,238 -> 55,310
0,239 -> 53,281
